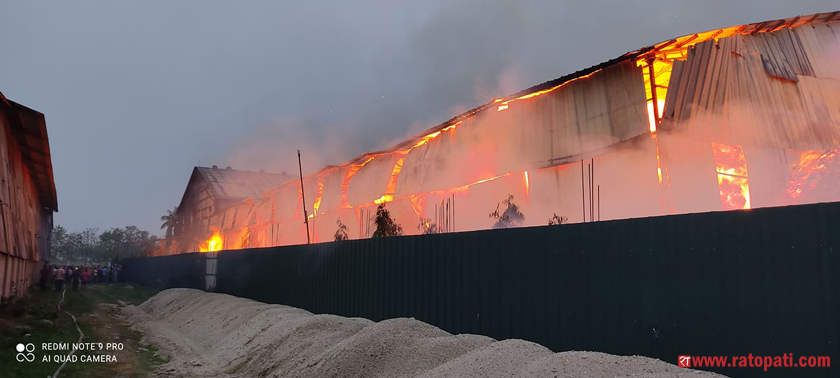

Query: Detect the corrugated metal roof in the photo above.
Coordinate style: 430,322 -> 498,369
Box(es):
195,166 -> 292,202
317,10 -> 840,173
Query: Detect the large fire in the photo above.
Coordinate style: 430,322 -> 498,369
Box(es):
788,148 -> 840,202
712,143 -> 751,210
166,12 -> 840,256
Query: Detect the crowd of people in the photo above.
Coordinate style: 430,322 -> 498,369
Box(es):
38,263 -> 123,292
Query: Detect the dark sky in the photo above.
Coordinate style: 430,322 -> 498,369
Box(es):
1,1 -> 835,235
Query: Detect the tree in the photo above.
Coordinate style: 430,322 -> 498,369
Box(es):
489,194 -> 525,229
121,225 -> 155,258
50,225 -> 157,264
334,219 -> 349,241
50,225 -> 69,262
99,227 -> 126,262
160,206 -> 179,239
372,204 -> 403,238
62,231 -> 84,264
79,228 -> 102,264
548,213 -> 568,226
417,217 -> 437,235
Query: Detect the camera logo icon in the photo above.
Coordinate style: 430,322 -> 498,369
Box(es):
16,343 -> 35,362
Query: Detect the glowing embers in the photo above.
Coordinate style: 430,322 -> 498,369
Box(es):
652,134 -> 674,214
653,134 -> 664,185
788,148 -> 840,202
199,230 -> 223,252
711,142 -> 751,210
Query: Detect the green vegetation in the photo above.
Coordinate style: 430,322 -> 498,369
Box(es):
372,203 -> 403,237
159,206 -> 179,239
51,225 -> 158,264
0,283 -> 163,378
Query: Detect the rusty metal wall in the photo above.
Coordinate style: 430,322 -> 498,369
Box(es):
124,201 -> 840,377
0,101 -> 53,299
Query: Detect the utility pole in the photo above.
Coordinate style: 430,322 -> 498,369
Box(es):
298,150 -> 311,244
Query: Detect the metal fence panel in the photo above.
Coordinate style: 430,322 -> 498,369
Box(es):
122,201 -> 840,378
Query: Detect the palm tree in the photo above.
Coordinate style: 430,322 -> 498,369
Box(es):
160,206 -> 179,239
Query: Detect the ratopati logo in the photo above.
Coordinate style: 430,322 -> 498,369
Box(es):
16,343 -> 35,362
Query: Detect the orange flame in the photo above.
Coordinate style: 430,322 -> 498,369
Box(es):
495,70 -> 601,111
653,134 -> 664,185
712,142 -> 751,210
359,69 -> 603,208
524,171 -> 530,195
646,101 -> 657,133
368,121 -> 464,205
637,58 -> 673,133
788,148 -> 839,202
341,156 -> 375,208
376,154 -> 408,204
313,182 -> 324,214
199,230 -> 223,252
408,194 -> 425,217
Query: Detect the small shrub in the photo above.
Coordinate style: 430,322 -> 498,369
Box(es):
489,194 -> 525,229
417,217 -> 437,235
334,219 -> 349,241
548,213 -> 568,226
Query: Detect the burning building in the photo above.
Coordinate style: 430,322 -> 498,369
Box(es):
185,11 -> 840,251
0,92 -> 58,298
173,166 -> 292,253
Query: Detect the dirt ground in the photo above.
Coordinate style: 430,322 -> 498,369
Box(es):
126,288 -> 727,378
0,283 -> 164,378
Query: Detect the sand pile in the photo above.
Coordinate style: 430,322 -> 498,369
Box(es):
125,289 -> 726,377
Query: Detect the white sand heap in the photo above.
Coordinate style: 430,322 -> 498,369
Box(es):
125,289 -> 726,378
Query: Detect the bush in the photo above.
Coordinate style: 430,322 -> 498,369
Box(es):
489,194 -> 525,229
548,213 -> 568,225
372,204 -> 403,237
334,219 -> 349,241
